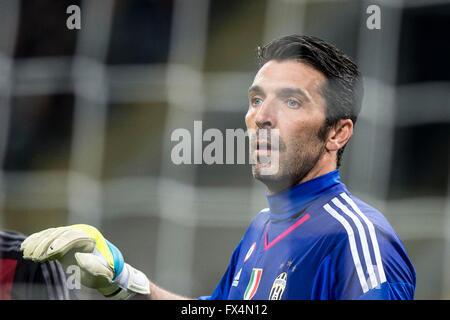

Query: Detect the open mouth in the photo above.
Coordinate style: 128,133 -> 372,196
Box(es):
255,141 -> 278,165
256,140 -> 277,152
257,141 -> 271,151
249,129 -> 281,163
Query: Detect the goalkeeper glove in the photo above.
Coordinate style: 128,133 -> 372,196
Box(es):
21,224 -> 150,299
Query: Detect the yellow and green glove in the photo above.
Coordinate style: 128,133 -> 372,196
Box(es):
20,224 -> 150,299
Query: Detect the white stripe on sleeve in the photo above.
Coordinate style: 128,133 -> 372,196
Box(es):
40,263 -> 56,300
323,203 -> 369,293
340,192 -> 387,284
332,197 -> 378,289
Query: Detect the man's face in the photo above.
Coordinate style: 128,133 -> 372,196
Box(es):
245,59 -> 329,192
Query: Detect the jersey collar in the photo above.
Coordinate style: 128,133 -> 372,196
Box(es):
266,169 -> 341,221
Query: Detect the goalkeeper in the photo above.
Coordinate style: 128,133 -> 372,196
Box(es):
21,35 -> 415,300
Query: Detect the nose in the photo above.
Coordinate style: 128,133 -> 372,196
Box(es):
254,100 -> 276,129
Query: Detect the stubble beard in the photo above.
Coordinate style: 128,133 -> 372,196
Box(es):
252,130 -> 327,194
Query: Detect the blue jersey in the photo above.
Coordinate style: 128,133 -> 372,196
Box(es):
200,170 -> 416,300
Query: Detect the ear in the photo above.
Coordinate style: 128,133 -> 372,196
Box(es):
325,119 -> 354,152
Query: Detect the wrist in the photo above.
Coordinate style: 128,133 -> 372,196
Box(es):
100,263 -> 150,300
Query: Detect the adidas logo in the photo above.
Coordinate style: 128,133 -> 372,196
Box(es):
232,268 -> 242,287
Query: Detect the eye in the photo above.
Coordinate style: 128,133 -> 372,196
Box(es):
251,97 -> 263,107
287,99 -> 300,108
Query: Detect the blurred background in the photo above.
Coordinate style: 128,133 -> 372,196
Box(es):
0,0 -> 449,299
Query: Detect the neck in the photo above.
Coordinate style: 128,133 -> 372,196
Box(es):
265,157 -> 337,195
265,168 -> 342,220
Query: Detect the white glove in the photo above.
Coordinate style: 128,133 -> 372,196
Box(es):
21,224 -> 150,299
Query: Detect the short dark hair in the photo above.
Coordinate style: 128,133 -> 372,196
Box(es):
257,35 -> 363,167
